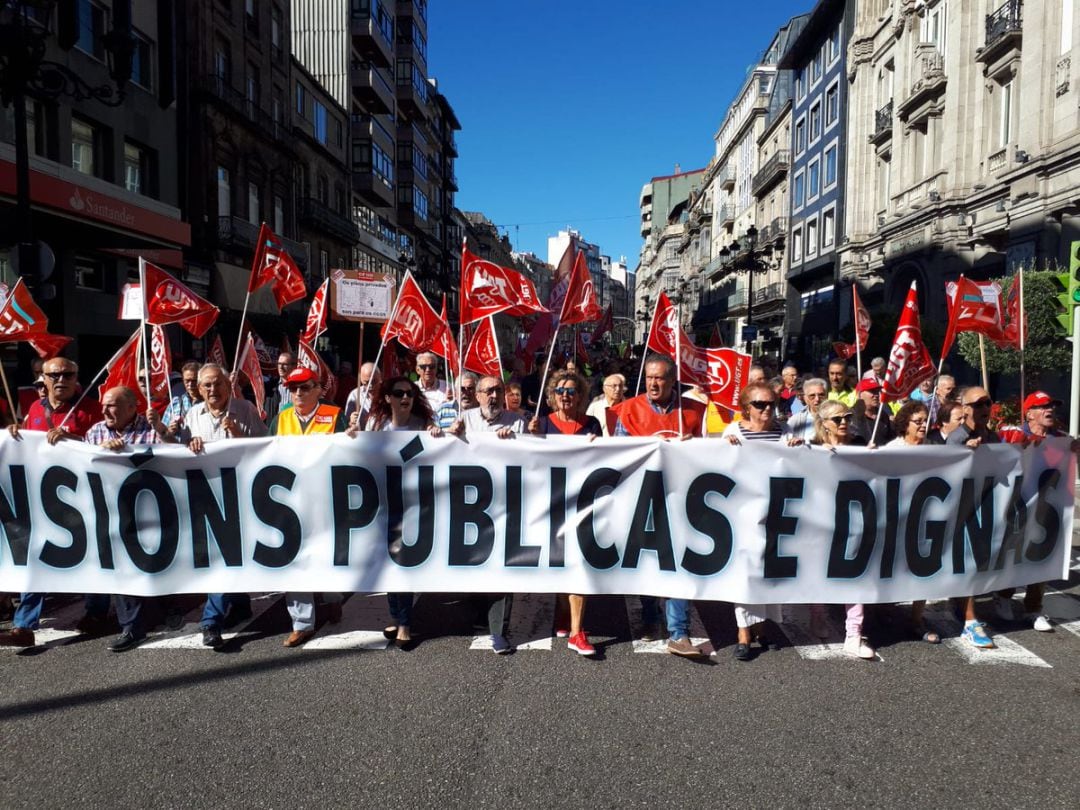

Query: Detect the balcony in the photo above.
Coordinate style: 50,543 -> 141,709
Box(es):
353,165 -> 395,208
705,253 -> 732,282
898,45 -> 946,127
752,281 -> 786,307
197,75 -> 290,142
445,129 -> 458,157
350,62 -> 395,115
870,100 -> 893,148
351,113 -> 395,155
982,0 -> 1023,57
760,217 -> 788,247
717,164 -> 735,191
349,6 -> 393,68
716,205 -> 735,227
396,61 -> 429,118
751,150 -> 790,197
445,166 -> 458,191
299,197 -> 361,245
217,216 -> 308,270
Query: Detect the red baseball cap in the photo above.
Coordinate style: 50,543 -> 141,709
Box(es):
855,379 -> 881,394
286,367 -> 318,386
1023,391 -> 1060,411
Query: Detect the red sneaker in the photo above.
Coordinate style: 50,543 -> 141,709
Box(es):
567,631 -> 596,656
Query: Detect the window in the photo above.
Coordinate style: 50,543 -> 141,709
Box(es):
124,142 -> 147,194
412,145 -> 428,179
245,0 -> 257,32
272,87 -> 284,124
316,174 -> 329,205
131,32 -> 153,89
74,256 -> 105,291
273,194 -> 284,233
922,1 -> 947,56
808,158 -> 820,201
71,118 -> 98,177
792,170 -> 805,211
248,181 -> 260,225
336,119 -> 344,148
794,116 -> 806,155
76,0 -> 107,60
824,142 -> 838,189
246,64 -> 259,110
217,166 -> 231,217
824,81 -> 839,129
413,186 -> 428,220
827,26 -> 841,65
796,69 -> 806,102
792,227 -> 803,262
313,100 -> 328,144
296,82 -> 306,117
998,80 -> 1013,148
806,217 -> 818,257
809,101 -> 822,143
822,207 -> 836,249
810,49 -> 823,86
320,249 -> 329,279
214,39 -> 230,81
271,6 -> 283,55
24,99 -> 55,159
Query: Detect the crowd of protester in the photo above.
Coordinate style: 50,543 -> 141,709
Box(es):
0,342 -> 1075,662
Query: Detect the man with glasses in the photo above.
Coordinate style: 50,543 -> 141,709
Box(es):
449,375 -> 524,653
436,371 -> 479,430
344,362 -> 381,429
778,364 -> 800,416
180,363 -> 268,649
826,359 -> 857,408
269,367 -> 345,646
786,378 -> 828,442
157,361 -> 203,441
586,373 -> 627,436
415,351 -> 448,410
850,379 -> 895,446
265,352 -> 297,418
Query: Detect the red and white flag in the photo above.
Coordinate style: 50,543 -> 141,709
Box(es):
940,275 -> 1005,359
27,334 -> 73,360
432,294 -> 460,373
300,278 -> 330,345
237,332 -> 267,418
833,285 -> 871,360
380,272 -> 447,352
462,316 -> 501,377
646,292 -> 751,410
997,271 -> 1026,350
297,340 -> 337,403
207,333 -> 227,367
559,251 -> 604,326
589,305 -> 614,344
0,278 -> 50,341
98,330 -> 146,408
460,244 -> 548,324
148,324 -> 172,412
881,282 -> 936,403
142,261 -> 219,338
250,223 -> 307,309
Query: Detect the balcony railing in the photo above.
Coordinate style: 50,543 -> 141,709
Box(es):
753,281 -> 785,306
751,150 -> 790,197
299,197 -> 361,245
217,216 -> 308,269
874,100 -> 893,140
198,75 -> 290,141
716,205 -> 735,225
717,164 -> 735,190
986,0 -> 1022,49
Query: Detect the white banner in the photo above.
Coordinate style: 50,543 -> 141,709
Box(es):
0,433 -> 1073,602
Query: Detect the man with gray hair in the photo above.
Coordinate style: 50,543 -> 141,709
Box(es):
344,361 -> 381,428
786,378 -> 828,443
415,351 -> 448,410
435,371 -> 479,430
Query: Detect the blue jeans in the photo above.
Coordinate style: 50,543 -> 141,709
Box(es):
13,592 -> 110,630
666,599 -> 691,640
113,595 -> 143,636
387,593 -> 414,626
201,593 -> 250,630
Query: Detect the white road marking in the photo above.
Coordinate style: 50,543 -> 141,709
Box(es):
0,627 -> 82,652
625,596 -> 712,654
777,607 -> 884,662
922,604 -> 1051,668
304,630 -> 389,651
470,592 -> 553,651
1042,589 -> 1080,640
303,593 -> 391,651
139,593 -> 279,650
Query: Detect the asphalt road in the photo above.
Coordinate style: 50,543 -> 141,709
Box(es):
2,548 -> 1079,809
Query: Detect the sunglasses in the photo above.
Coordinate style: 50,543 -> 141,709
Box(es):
964,398 -> 992,408
388,389 -> 414,398
44,371 -> 76,381
749,400 -> 776,410
417,364 -> 436,370
554,387 -> 578,396
460,386 -> 476,394
288,383 -> 317,393
827,413 -> 854,425
33,383 -> 46,390
479,386 -> 504,395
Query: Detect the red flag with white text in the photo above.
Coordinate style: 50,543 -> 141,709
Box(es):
852,284 -> 871,351
300,279 -> 330,345
433,294 -> 460,373
0,278 -> 50,341
881,282 -> 936,403
559,251 -> 604,326
238,333 -> 266,418
148,324 -> 172,412
27,334 -> 73,359
460,245 -> 549,324
462,317 -> 501,377
142,261 -> 219,338
249,223 -> 307,309
380,272 -> 447,352
940,275 -> 1006,359
98,330 -> 147,409
996,271 -> 1026,350
207,333 -> 227,367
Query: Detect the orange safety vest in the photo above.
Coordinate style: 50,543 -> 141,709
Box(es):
615,395 -> 705,438
275,403 -> 342,435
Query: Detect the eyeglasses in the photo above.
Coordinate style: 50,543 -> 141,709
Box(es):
827,414 -> 854,425
460,386 -> 476,394
749,400 -> 776,410
554,387 -> 578,396
964,398 -> 992,408
388,389 -> 414,398
479,386 -> 504,395
44,371 -> 76,381
910,419 -> 928,426
417,364 -> 436,370
288,382 -> 317,393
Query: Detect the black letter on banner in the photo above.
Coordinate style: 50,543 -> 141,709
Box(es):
576,468 -> 621,569
504,466 -> 538,567
333,465 -> 380,566
828,481 -> 877,579
118,471 -> 179,574
682,473 -> 735,576
187,468 -> 242,568
251,466 -> 301,568
86,473 -> 114,569
548,467 -> 567,568
951,478 -> 994,573
448,466 -> 494,566
995,476 -> 1026,569
385,465 -> 433,567
0,466 -> 31,565
904,477 -> 950,577
764,477 -> 803,579
1026,468 -> 1062,563
623,470 -> 675,571
38,467 -> 87,569
879,478 -> 901,578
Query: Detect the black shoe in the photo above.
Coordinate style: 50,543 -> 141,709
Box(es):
733,643 -> 752,661
164,608 -> 185,631
108,631 -> 144,652
202,627 -> 224,648
224,602 -> 253,628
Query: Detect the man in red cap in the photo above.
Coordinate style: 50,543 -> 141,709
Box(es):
850,378 -> 894,446
994,391 -> 1079,632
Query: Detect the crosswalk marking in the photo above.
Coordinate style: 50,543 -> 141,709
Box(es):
469,592 -> 553,651
626,596 -> 711,654
922,604 -> 1051,668
775,607 -> 884,662
304,593 -> 391,651
1043,588 -> 1080,640
139,593 -> 280,651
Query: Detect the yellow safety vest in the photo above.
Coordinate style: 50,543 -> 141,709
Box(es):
275,403 -> 341,435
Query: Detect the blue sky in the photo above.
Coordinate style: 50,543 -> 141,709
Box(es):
429,0 -> 813,268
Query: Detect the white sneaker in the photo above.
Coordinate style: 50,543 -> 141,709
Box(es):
843,634 -> 875,660
1029,614 -> 1053,632
993,595 -> 1015,622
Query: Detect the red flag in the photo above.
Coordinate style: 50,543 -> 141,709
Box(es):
547,240 -> 576,321
996,271 -> 1026,350
645,292 -> 751,410
238,333 -> 266,418
832,341 -> 857,360
433,294 -> 460,373
250,223 -> 307,309
590,305 -> 614,344
27,334 -> 73,359
0,279 -> 50,341
142,261 -> 219,338
148,324 -> 172,412
708,324 -> 722,348
576,331 -> 590,364
297,340 -> 337,403
559,251 -> 604,326
207,333 -> 227,367
460,244 -> 549,324
380,272 -> 447,352
98,331 -> 146,409
940,275 -> 1006,359
881,282 -> 936,403
462,317 -> 501,377
852,284 -> 871,351
251,333 -> 277,374
300,278 -> 330,345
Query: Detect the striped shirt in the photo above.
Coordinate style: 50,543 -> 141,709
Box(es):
85,414 -> 159,447
721,422 -> 789,443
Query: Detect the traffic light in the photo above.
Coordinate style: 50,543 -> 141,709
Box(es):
1055,240 -> 1080,335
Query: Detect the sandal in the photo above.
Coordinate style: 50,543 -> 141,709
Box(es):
912,622 -> 940,644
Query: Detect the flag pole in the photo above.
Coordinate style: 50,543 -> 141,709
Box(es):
361,270 -> 410,417
57,328 -> 141,431
138,257 -> 152,406
853,285 -> 863,381
490,315 -> 504,381
675,302 -> 684,438
636,296 -> 661,395
356,321 -> 365,404
536,326 -> 560,415
1018,267 -> 1026,418
978,334 -> 989,391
